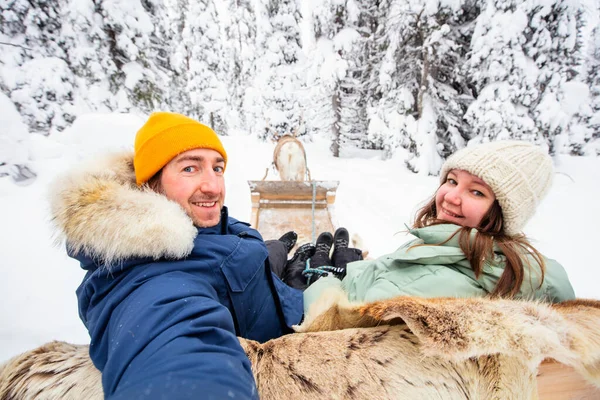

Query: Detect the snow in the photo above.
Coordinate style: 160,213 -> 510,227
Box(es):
333,28 -> 361,53
1,111 -> 599,363
0,92 -> 33,181
0,93 -> 28,161
122,62 -> 148,90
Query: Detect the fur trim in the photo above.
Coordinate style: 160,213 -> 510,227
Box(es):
49,151 -> 197,266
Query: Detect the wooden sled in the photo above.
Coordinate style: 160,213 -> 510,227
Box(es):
248,180 -> 339,244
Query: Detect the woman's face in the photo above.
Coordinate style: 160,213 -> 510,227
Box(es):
435,169 -> 496,229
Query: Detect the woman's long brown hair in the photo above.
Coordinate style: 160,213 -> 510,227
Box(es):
413,193 -> 545,298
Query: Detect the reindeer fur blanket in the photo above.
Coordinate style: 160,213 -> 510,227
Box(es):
2,289 -> 600,399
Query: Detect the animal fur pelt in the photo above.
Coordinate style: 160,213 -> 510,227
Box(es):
2,292 -> 600,399
48,151 -> 197,267
0,341 -> 102,400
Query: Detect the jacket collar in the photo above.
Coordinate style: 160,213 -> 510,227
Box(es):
409,224 -> 465,247
409,224 -> 502,253
50,151 -> 198,267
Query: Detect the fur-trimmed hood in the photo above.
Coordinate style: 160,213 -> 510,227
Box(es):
49,151 -> 198,266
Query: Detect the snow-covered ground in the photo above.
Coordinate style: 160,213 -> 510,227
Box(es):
1,112 -> 598,363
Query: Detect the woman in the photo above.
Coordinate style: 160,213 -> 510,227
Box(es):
303,141 -> 576,311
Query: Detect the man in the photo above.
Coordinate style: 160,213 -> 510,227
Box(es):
50,112 -> 306,399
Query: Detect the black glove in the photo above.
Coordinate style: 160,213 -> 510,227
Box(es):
278,231 -> 297,254
282,243 -> 315,290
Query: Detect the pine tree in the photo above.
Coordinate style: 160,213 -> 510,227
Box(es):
333,0 -> 374,154
586,22 -> 600,155
174,0 -> 230,133
0,91 -> 36,184
302,0 -> 344,151
363,0 -> 392,153
60,0 -> 119,112
1,0 -> 598,159
303,0 -> 369,156
163,0 -> 193,116
465,0 -> 590,154
96,0 -> 166,113
373,0 -> 477,173
1,0 -> 76,133
251,0 -> 304,140
223,0 -> 257,133
1,0 -> 169,134
526,1 -> 592,154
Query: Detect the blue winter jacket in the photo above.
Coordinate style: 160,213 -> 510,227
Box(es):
72,208 -> 303,400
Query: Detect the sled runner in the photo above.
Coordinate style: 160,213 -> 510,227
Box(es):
247,180 -> 339,244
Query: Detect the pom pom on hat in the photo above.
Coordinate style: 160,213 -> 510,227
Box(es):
134,112 -> 227,185
439,141 -> 554,236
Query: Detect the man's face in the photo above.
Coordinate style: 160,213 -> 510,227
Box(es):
160,148 -> 226,228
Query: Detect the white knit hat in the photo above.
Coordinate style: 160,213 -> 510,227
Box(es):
439,141 -> 554,236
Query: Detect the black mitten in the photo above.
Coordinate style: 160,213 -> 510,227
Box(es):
282,243 -> 315,290
278,231 -> 297,254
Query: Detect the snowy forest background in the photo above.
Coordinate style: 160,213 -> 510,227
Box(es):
1,0 -> 600,179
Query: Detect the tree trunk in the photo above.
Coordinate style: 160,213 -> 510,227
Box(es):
331,88 -> 341,157
416,12 -> 428,119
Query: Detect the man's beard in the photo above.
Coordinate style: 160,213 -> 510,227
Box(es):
189,205 -> 222,228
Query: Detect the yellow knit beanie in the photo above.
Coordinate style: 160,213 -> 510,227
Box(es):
134,112 -> 227,185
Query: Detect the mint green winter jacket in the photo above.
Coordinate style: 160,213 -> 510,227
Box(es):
304,224 -> 575,312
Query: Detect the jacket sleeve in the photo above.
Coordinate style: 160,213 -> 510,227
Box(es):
91,270 -> 258,400
543,257 -> 576,302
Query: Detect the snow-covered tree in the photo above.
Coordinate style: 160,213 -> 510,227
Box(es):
0,92 -> 36,184
219,0 -> 257,133
587,22 -> 600,155
362,0 -> 391,149
175,0 -> 230,132
371,0 -> 478,173
1,0 -> 76,133
302,0 -> 344,150
465,0 -> 591,155
60,0 -> 119,113
303,0 -> 370,156
1,0 -> 168,133
97,0 -> 166,112
250,0 -> 305,140
162,0 -> 193,115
